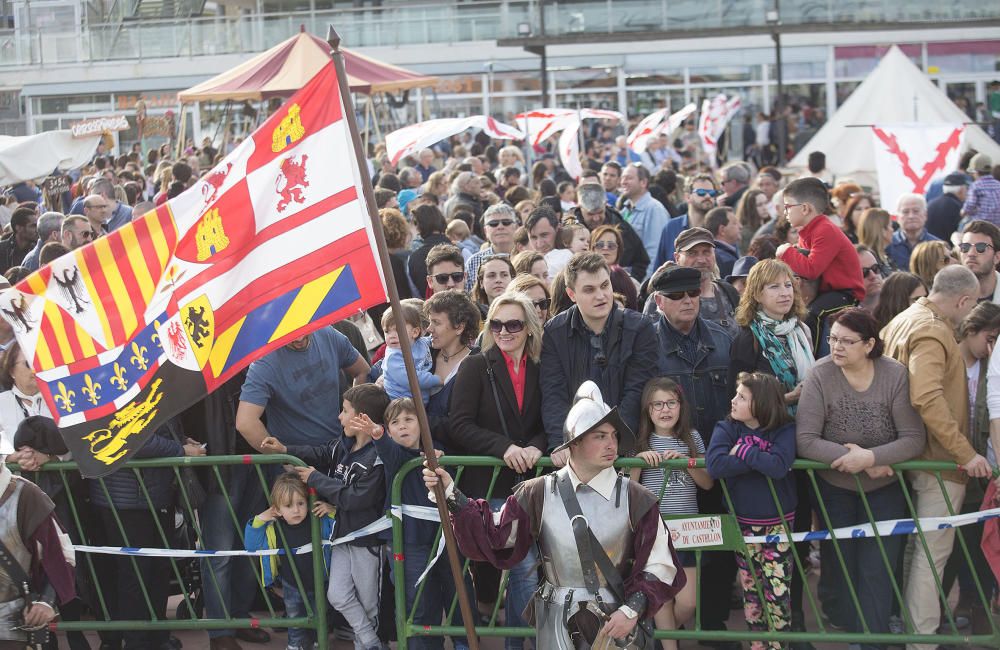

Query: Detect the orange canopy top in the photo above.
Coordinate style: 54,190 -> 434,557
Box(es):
178,29 -> 438,103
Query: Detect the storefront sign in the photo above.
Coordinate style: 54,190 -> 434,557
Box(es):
70,114 -> 129,137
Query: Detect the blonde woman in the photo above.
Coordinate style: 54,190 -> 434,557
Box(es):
856,207 -> 895,275
909,240 -> 956,289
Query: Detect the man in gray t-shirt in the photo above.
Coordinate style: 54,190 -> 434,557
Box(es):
236,326 -> 370,449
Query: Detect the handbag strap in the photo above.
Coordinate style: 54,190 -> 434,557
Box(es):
487,363 -> 526,483
555,472 -> 628,605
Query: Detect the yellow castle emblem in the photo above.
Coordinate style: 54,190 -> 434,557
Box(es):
195,208 -> 231,261
272,104 -> 305,153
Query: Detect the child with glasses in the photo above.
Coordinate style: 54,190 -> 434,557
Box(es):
381,303 -> 442,404
632,377 -> 713,650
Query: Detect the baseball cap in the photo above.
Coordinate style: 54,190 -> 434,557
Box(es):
942,172 -> 971,187
970,153 -> 993,173
674,227 -> 716,252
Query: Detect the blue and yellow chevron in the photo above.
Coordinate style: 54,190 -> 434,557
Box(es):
208,264 -> 361,378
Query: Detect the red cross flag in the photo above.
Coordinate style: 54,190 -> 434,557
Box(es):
0,61 -> 388,477
871,123 -> 965,212
386,116 -> 524,166
626,103 -> 696,154
698,94 -> 742,160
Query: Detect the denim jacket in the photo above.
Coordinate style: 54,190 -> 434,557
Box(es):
653,315 -> 734,442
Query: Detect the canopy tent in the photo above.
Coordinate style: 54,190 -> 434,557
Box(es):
789,45 -> 1000,186
0,130 -> 101,185
177,28 -> 438,146
178,29 -> 437,102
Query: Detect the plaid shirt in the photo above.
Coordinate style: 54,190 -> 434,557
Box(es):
963,176 -> 1000,226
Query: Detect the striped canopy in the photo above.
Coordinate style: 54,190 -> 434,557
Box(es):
178,29 -> 438,103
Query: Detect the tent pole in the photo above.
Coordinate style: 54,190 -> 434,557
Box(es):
327,26 -> 480,650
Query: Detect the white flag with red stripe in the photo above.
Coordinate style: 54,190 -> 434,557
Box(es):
871,123 -> 965,213
386,116 -> 524,166
627,103 -> 696,154
698,94 -> 742,159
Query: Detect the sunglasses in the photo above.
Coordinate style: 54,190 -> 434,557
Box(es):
692,189 -> 719,198
959,242 -> 994,254
485,219 -> 516,228
594,241 -> 618,250
660,288 -> 702,301
489,319 -> 525,334
430,271 -> 464,285
861,264 -> 881,279
532,298 -> 551,311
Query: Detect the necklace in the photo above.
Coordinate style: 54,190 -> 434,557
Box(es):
440,345 -> 469,363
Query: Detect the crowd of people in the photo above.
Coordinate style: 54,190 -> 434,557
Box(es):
3,123 -> 1000,650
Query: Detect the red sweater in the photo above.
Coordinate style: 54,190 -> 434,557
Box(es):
779,214 -> 865,302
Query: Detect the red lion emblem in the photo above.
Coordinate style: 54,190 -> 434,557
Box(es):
201,162 -> 232,205
166,320 -> 188,361
276,154 -> 309,212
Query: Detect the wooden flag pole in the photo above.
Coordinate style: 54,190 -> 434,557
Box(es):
326,27 -> 481,650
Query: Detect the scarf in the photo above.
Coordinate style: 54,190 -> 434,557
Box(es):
750,311 -> 815,408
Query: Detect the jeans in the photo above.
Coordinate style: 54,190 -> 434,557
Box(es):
814,477 -> 906,650
402,542 -> 475,650
200,464 -> 268,639
282,581 -> 316,650
490,498 -> 539,650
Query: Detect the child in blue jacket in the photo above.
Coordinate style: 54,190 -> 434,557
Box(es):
244,471 -> 335,650
706,371 -> 797,650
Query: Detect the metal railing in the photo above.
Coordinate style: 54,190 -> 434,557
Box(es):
1,0 -> 998,68
390,456 -> 1000,648
16,454 -> 330,648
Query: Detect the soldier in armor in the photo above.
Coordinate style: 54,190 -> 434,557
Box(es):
423,381 -> 685,649
0,441 -> 76,649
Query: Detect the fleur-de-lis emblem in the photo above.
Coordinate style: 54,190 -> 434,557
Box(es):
129,342 -> 149,371
54,381 -> 76,413
151,319 -> 162,348
82,374 -> 102,405
110,362 -> 129,391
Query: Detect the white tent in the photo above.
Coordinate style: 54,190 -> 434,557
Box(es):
0,130 -> 101,185
789,45 -> 1000,186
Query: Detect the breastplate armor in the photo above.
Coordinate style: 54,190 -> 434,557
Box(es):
0,480 -> 32,641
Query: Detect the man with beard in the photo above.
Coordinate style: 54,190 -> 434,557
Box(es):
958,220 -> 1000,303
653,174 -> 720,270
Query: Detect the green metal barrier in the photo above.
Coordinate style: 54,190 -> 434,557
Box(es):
391,456 -> 1000,649
12,454 -> 329,649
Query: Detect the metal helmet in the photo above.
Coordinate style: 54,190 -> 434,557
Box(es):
553,380 -> 636,455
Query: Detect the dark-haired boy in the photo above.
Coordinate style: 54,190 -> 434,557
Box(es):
261,383 -> 391,650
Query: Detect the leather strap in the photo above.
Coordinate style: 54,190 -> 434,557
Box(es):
556,472 -> 628,604
487,363 -> 524,483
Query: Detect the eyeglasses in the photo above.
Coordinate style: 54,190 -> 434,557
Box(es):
80,231 -> 95,240
692,189 -> 719,198
827,335 -> 864,347
430,271 -> 464,285
649,399 -> 680,411
782,203 -> 804,214
660,288 -> 702,301
485,219 -> 516,228
594,240 -> 618,250
532,298 -> 551,311
861,264 -> 881,279
959,242 -> 995,254
488,319 -> 525,334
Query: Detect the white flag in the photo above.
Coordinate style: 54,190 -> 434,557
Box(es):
386,116 -> 524,166
871,123 -> 965,213
627,103 -> 696,154
698,94 -> 742,159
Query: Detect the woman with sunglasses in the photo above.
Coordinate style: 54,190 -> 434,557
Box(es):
507,273 -> 552,324
591,224 -> 639,310
448,292 -> 546,650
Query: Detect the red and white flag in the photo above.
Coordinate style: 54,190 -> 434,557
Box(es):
386,115 -> 524,166
515,108 -> 624,180
627,103 -> 696,154
0,61 -> 388,476
871,123 -> 965,213
698,94 -> 742,159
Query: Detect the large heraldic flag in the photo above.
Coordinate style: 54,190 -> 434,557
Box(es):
0,62 -> 388,477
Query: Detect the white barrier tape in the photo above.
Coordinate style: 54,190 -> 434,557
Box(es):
741,506 -> 1000,544
66,505 -> 1000,557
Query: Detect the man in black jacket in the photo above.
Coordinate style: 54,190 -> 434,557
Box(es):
574,183 -> 650,281
926,172 -> 970,242
540,253 -> 658,466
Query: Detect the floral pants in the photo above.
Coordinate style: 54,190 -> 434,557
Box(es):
735,522 -> 794,650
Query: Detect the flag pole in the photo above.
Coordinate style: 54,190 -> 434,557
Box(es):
326,27 -> 481,650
